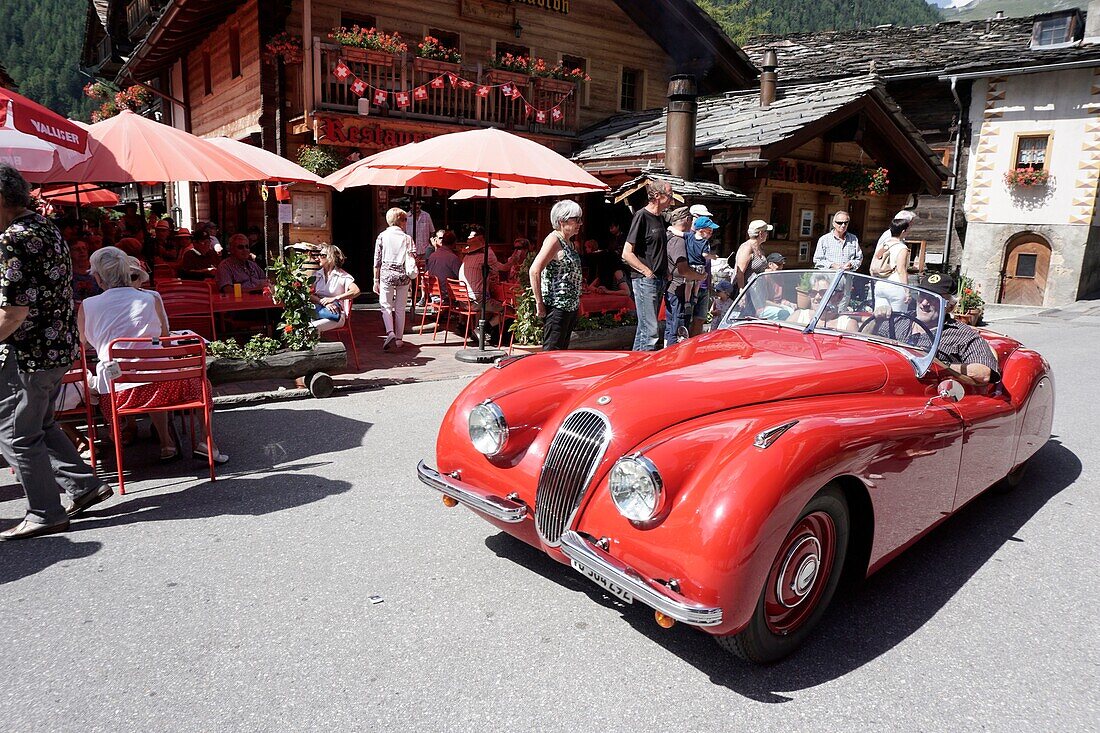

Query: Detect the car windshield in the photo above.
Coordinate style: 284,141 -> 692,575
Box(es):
718,270 -> 947,376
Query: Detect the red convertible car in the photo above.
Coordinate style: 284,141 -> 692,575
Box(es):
417,271 -> 1053,663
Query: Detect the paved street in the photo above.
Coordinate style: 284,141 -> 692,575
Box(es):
2,306 -> 1097,732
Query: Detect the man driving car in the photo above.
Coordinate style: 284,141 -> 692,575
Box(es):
911,273 -> 1000,385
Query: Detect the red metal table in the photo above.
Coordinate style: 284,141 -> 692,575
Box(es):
579,293 -> 634,315
212,293 -> 279,313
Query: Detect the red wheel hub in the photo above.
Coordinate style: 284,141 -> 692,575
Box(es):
764,511 -> 836,635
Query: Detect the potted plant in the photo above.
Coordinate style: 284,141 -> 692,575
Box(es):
1004,166 -> 1049,188
508,254 -> 542,351
487,52 -> 532,86
296,144 -> 344,177
953,274 -> 985,325
414,35 -> 462,76
834,165 -> 890,198
533,60 -> 590,94
329,25 -> 407,66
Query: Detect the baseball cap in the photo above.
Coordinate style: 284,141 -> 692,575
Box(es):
689,204 -> 713,217
693,215 -> 720,230
747,219 -> 774,236
715,279 -> 735,293
919,272 -> 955,297
669,206 -> 692,223
766,252 -> 786,265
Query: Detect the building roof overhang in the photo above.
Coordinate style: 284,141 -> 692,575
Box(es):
116,0 -> 247,82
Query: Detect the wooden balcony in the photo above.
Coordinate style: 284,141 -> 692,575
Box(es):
126,0 -> 164,41
315,42 -> 579,137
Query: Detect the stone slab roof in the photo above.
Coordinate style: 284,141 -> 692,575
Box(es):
576,75 -> 879,162
743,15 -> 1100,82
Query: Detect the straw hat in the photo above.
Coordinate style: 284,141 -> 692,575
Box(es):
173,227 -> 192,239
128,256 -> 149,286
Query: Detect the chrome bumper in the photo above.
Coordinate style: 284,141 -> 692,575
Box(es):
560,529 -> 723,627
416,460 -> 528,524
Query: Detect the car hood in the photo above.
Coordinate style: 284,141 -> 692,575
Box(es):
576,325 -> 890,440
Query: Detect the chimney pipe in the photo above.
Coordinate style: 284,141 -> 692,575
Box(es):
994,10 -> 1005,20
760,48 -> 778,109
665,74 -> 697,181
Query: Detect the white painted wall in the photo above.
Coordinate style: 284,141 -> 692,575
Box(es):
964,67 -> 1098,225
168,60 -> 195,230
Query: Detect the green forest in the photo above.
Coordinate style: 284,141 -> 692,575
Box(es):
1,0 -> 93,119
697,0 -> 944,41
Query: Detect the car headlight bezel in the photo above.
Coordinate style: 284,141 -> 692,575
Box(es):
468,400 -> 508,456
608,454 -> 664,521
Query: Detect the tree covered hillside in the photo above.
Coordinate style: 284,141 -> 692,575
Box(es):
696,0 -> 944,41
0,0 -> 93,119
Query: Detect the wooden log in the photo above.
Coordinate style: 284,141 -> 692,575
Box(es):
207,342 -> 347,384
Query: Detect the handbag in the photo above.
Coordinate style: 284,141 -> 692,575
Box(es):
404,236 -> 419,280
870,239 -> 901,278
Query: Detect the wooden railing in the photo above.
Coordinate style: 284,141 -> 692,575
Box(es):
316,42 -> 579,137
126,0 -> 162,40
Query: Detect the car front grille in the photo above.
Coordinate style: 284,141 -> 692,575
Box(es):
535,409 -> 612,546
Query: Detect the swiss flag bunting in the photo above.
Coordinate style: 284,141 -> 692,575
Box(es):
501,83 -> 513,97
476,85 -> 491,98
458,79 -> 474,90
535,109 -> 548,124
510,85 -> 523,100
395,91 -> 411,108
550,106 -> 564,122
373,88 -> 388,105
333,62 -> 351,80
350,79 -> 367,97
429,76 -> 446,89
413,85 -> 429,101
523,103 -> 535,119
447,72 -> 460,87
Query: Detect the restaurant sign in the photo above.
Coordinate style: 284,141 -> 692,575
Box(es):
315,114 -> 439,150
766,159 -> 837,187
513,0 -> 569,13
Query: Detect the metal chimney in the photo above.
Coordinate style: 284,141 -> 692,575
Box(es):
665,74 -> 697,181
760,48 -> 778,109
994,10 -> 1005,20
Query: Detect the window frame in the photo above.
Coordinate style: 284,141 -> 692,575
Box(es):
1031,13 -> 1078,49
560,53 -> 589,107
341,13 -> 377,30
619,66 -> 643,112
202,51 -> 212,96
228,26 -> 241,79
1013,132 -> 1053,171
425,27 -> 461,57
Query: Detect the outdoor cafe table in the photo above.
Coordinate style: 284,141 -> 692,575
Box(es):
212,292 -> 279,313
578,292 -> 634,315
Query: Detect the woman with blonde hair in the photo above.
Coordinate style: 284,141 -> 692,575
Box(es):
529,200 -> 584,351
373,207 -> 414,350
734,219 -> 773,292
309,243 -> 360,333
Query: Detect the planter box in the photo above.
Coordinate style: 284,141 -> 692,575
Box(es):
207,342 -> 347,387
953,309 -> 984,326
414,57 -> 461,76
486,69 -> 530,87
533,77 -> 575,95
512,324 -> 635,353
341,46 -> 396,67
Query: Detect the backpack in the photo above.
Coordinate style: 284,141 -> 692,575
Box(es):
870,238 -> 904,278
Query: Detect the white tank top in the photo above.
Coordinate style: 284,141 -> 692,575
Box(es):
80,287 -> 164,394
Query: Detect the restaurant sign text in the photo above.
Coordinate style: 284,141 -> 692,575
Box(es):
317,115 -> 437,149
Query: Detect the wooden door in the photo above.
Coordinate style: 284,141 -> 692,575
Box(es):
999,238 -> 1050,305
847,199 -> 870,272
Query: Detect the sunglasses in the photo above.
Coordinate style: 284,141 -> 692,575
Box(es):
835,220 -> 850,226
810,288 -> 829,296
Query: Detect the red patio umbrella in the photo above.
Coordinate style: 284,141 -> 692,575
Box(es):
34,183 -> 119,206
206,137 -> 326,184
0,87 -> 89,174
322,127 -> 608,361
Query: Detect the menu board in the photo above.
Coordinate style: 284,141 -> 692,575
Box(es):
292,191 -> 328,229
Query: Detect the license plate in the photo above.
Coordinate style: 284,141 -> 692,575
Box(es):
571,560 -> 634,604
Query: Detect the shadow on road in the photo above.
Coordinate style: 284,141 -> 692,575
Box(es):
0,536 -> 103,586
485,438 -> 1080,701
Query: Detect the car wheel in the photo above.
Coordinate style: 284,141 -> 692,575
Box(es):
717,485 -> 850,664
992,459 -> 1029,494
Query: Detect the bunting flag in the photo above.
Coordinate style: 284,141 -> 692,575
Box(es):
330,58 -> 574,119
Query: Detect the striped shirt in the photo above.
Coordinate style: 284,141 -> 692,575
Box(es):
813,232 -> 862,271
910,319 -> 1000,380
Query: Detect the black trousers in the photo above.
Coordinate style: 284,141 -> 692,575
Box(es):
542,307 -> 578,351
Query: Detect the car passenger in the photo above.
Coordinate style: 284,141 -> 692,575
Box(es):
909,273 -> 1000,385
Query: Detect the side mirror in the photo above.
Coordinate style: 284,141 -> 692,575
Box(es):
937,379 -> 965,403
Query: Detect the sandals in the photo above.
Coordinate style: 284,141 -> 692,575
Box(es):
193,446 -> 230,465
159,446 -> 179,462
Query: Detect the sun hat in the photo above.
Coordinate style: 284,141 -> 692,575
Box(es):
747,219 -> 774,236
127,256 -> 149,286
154,220 -> 170,231
172,227 -> 191,239
693,215 -> 720,230
689,204 -> 713,217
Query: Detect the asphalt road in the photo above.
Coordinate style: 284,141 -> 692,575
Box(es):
1,309 -> 1097,732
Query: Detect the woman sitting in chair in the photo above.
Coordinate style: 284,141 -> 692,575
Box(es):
77,246 -> 227,463
309,243 -> 360,333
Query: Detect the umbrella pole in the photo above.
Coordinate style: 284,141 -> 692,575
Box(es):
455,173 -> 506,364
137,186 -> 154,285
73,185 -> 81,218
410,192 -> 418,317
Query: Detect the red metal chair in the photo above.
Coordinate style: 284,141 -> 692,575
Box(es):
158,280 -> 218,340
446,278 -> 481,344
321,299 -> 360,371
104,335 -> 216,495
55,347 -> 97,470
418,274 -> 452,344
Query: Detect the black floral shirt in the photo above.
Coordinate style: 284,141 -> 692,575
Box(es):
0,212 -> 78,372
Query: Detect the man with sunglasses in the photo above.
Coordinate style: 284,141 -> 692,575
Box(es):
813,210 -> 862,272
909,272 -> 1000,386
215,233 -> 269,294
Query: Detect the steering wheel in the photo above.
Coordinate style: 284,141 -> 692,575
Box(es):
859,312 -> 935,344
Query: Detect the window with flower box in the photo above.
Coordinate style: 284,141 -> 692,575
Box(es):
1015,135 -> 1050,171
561,54 -> 588,106
428,29 -> 460,55
341,14 -> 377,30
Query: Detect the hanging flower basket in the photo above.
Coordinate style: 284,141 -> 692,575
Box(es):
833,165 -> 890,198
264,32 -> 303,65
1004,167 -> 1049,188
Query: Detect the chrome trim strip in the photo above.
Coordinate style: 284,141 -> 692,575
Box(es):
754,420 -> 799,449
416,460 -> 527,523
559,530 -> 724,627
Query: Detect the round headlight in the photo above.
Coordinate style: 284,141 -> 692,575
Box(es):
609,455 -> 663,521
468,401 -> 508,456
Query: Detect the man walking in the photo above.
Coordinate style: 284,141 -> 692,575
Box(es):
623,181 -> 674,351
813,210 -> 862,272
0,164 -> 112,540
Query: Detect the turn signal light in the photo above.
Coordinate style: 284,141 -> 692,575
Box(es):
442,495 -> 458,508
654,611 -> 676,629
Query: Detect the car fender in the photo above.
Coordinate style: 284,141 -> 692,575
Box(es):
998,349 -> 1054,469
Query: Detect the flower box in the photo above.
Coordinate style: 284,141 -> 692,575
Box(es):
207,342 -> 348,396
342,46 -> 396,67
953,309 -> 983,326
486,69 -> 530,87
533,77 -> 575,95
414,57 -> 461,77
